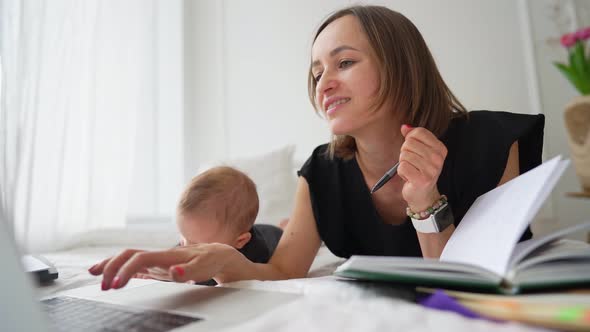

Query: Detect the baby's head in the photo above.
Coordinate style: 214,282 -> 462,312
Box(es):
177,166 -> 259,249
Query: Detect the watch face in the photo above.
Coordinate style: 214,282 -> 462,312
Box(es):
411,202 -> 454,233
433,203 -> 453,232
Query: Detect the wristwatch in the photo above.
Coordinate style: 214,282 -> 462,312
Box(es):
410,202 -> 454,233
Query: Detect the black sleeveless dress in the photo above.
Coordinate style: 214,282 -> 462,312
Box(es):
297,111 -> 544,258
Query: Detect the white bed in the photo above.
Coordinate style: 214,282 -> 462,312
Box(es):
35,146 -> 545,331
34,227 -> 544,332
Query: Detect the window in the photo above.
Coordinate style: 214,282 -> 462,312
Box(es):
126,1 -> 183,226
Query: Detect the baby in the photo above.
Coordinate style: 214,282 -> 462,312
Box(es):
177,166 -> 282,260
144,166 -> 283,285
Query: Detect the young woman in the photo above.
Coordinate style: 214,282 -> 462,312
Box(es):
90,5 -> 543,290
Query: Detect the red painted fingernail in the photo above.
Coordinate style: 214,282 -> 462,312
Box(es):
111,276 -> 121,289
174,266 -> 185,277
403,124 -> 413,129
101,280 -> 110,291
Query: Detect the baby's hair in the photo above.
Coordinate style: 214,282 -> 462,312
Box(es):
178,166 -> 259,233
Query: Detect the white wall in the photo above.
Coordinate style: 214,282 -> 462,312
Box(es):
523,0 -> 590,238
186,0 -> 535,164
184,0 -> 589,237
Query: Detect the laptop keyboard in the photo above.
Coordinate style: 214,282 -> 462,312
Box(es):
41,296 -> 202,332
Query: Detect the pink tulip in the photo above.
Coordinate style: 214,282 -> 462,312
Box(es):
574,27 -> 590,41
561,32 -> 577,48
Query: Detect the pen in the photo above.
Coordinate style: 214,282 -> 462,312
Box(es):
370,161 -> 400,194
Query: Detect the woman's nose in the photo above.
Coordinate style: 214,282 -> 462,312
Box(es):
316,71 -> 338,97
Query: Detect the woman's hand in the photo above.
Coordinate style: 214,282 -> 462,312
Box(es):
88,243 -> 237,290
398,124 -> 448,212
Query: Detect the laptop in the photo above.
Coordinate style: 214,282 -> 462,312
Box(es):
0,220 -> 300,331
23,254 -> 59,282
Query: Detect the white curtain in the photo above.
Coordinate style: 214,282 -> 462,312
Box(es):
0,0 -> 156,252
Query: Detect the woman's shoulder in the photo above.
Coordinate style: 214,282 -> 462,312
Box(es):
298,143 -> 343,177
442,110 -> 545,200
445,111 -> 544,161
447,110 -> 544,137
309,143 -> 331,159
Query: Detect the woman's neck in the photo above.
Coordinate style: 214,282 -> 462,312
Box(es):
354,128 -> 403,180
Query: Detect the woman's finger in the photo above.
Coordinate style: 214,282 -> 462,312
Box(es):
399,150 -> 438,183
169,258 -> 199,283
111,250 -> 191,289
401,137 -> 445,169
169,243 -> 233,283
397,158 -> 421,184
101,249 -> 145,290
170,258 -> 220,284
88,257 -> 112,276
402,126 -> 447,157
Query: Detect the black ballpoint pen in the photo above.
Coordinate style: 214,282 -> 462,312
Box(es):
370,161 -> 400,194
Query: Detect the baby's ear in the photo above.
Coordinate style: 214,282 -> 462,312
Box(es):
234,231 -> 252,249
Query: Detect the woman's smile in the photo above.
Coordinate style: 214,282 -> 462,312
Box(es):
325,97 -> 351,115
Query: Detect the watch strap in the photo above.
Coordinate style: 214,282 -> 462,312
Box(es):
411,202 -> 453,233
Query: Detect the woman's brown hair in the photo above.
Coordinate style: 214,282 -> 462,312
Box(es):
308,5 -> 467,159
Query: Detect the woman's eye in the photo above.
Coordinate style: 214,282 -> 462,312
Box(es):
314,73 -> 323,82
339,60 -> 354,68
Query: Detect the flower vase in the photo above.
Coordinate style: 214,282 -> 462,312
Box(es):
564,95 -> 590,195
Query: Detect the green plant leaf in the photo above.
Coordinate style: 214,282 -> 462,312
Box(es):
573,41 -> 590,78
555,62 -> 589,94
568,43 -> 582,73
555,62 -> 577,83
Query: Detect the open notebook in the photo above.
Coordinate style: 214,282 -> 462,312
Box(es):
335,156 -> 590,294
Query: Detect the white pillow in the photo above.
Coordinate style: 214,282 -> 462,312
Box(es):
196,145 -> 297,227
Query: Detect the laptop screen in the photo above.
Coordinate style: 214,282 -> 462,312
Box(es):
0,220 -> 50,331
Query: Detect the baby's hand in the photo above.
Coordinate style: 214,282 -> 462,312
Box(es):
143,267 -> 174,281
131,267 -> 173,281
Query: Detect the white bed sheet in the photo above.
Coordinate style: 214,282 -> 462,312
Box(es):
37,229 -> 545,332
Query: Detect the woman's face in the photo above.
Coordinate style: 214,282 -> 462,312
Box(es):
311,15 -> 385,136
